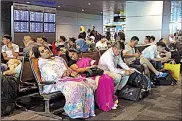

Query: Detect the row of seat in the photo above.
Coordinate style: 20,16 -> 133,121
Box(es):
16,49 -> 108,120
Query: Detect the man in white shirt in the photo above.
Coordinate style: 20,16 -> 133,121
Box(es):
123,36 -> 168,78
96,36 -> 108,50
2,34 -> 19,61
141,42 -> 168,76
98,41 -> 135,92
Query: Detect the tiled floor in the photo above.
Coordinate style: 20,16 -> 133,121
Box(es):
2,80 -> 182,120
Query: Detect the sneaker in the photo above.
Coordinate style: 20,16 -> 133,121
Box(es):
156,72 -> 168,78
112,106 -> 117,110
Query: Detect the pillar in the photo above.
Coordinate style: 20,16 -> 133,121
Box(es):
126,1 -> 171,43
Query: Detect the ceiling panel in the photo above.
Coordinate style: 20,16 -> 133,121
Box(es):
4,0 -> 126,15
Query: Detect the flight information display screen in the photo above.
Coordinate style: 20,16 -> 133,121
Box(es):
30,22 -> 43,32
30,11 -> 43,22
14,22 -> 29,32
14,10 -> 29,21
44,13 -> 56,22
44,23 -> 55,32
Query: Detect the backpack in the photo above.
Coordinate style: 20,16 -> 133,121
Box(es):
127,72 -> 149,90
1,75 -> 19,116
151,70 -> 177,86
119,72 -> 150,101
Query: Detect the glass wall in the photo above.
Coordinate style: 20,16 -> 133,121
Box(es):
170,1 -> 182,34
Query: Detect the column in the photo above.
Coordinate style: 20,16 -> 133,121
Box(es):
125,1 -> 167,43
161,1 -> 171,41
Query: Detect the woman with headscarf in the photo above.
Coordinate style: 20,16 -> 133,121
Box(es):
76,33 -> 88,52
80,26 -> 86,40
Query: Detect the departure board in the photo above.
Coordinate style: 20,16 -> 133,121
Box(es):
44,13 -> 56,22
44,23 -> 55,32
14,22 -> 29,32
14,10 -> 29,21
30,11 -> 43,22
30,22 -> 43,32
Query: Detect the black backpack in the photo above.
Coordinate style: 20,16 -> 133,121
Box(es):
119,72 -> 149,101
151,70 -> 177,86
1,75 -> 19,116
127,72 -> 149,89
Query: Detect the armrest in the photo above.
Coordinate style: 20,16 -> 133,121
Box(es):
39,81 -> 56,85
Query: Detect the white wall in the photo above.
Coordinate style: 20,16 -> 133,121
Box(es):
56,10 -> 103,41
126,1 -> 164,43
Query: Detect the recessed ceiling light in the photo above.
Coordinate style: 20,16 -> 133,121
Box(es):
88,3 -> 91,5
58,5 -> 61,7
82,9 -> 84,11
26,1 -> 30,4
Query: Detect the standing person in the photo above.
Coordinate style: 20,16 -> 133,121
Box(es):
86,29 -> 91,39
90,25 -> 96,37
2,34 -> 19,61
80,26 -> 86,40
106,29 -> 111,41
98,41 -> 135,92
114,32 -> 118,41
118,30 -> 125,42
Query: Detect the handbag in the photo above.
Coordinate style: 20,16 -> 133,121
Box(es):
84,67 -> 104,77
164,61 -> 181,81
118,85 -> 142,101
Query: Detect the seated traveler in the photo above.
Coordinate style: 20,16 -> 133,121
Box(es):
32,45 -> 97,119
23,36 -> 40,57
86,36 -> 96,51
65,37 -> 77,52
123,36 -> 167,78
3,59 -> 22,78
98,41 -> 135,93
96,36 -> 108,50
141,42 -> 168,76
36,36 -> 52,47
66,49 -> 118,111
76,33 -> 89,52
2,34 -> 19,61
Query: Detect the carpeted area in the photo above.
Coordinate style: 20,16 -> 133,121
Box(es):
2,79 -> 182,120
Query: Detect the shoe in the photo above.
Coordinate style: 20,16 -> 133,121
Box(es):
114,104 -> 118,108
112,105 -> 117,110
156,72 -> 168,78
